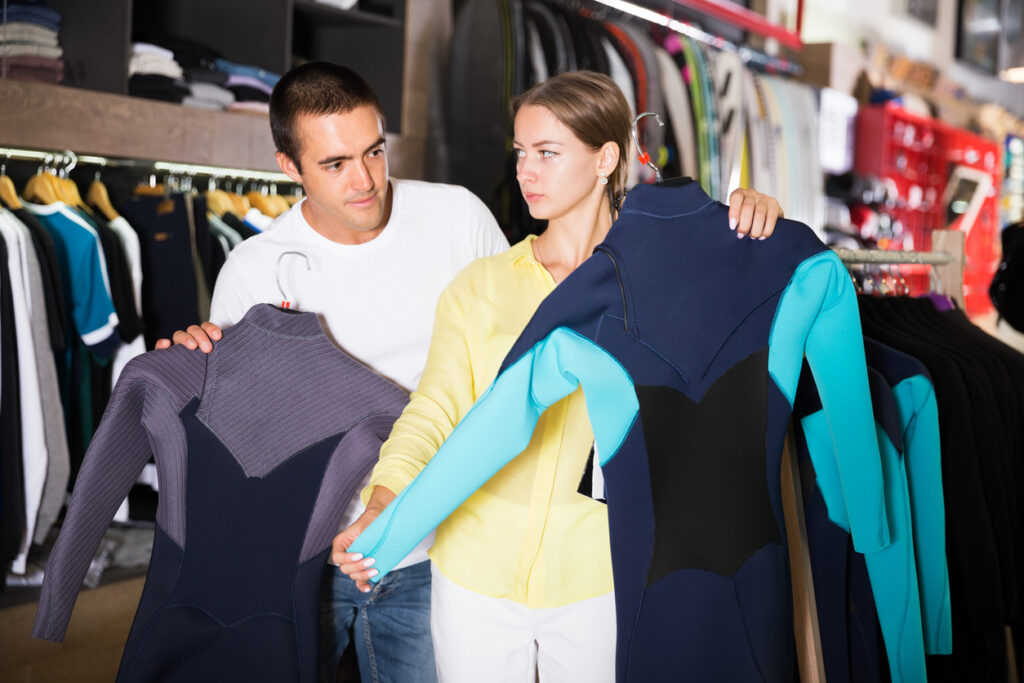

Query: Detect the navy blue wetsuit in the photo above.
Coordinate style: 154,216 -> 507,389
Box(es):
351,181 -> 889,681
34,304 -> 407,682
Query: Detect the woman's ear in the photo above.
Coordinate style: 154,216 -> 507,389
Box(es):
598,141 -> 620,177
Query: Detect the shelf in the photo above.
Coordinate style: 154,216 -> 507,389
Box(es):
292,0 -> 402,28
0,79 -> 279,172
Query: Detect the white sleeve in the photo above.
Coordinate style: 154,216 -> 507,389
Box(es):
209,252 -> 258,328
464,189 -> 509,257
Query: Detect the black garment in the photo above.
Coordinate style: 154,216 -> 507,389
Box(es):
562,9 -> 606,73
524,1 -> 568,76
11,206 -> 68,352
227,85 -> 270,103
185,66 -> 229,85
0,234 -> 26,568
990,222 -> 1024,331
121,194 -> 200,349
85,212 -> 145,343
189,195 -> 218,294
129,74 -> 190,103
885,297 -> 1020,619
794,361 -> 884,683
143,35 -> 220,71
447,0 -> 516,234
220,211 -> 259,241
858,296 -> 1013,680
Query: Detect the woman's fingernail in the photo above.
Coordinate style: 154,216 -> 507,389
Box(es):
367,569 -> 379,578
759,236 -> 767,240
736,232 -> 744,239
729,218 -> 738,230
349,554 -> 363,561
363,558 -> 376,567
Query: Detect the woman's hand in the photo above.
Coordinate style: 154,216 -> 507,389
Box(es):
727,188 -> 784,240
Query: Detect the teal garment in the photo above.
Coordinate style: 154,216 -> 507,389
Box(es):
769,252 -> 891,553
351,326 -> 639,569
890,375 -> 952,655
352,249 -> 890,581
350,181 -> 890,681
23,202 -> 118,349
802,404 -> 927,683
801,359 -> 950,681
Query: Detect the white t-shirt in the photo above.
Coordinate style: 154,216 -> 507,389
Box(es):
210,178 -> 509,568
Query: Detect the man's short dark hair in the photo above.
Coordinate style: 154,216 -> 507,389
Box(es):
270,62 -> 383,172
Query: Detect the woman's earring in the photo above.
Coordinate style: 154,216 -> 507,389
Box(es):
599,173 -> 608,186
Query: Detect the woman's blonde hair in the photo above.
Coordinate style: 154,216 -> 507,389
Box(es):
512,70 -> 633,212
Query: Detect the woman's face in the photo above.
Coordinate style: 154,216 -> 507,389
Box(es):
513,104 -> 605,222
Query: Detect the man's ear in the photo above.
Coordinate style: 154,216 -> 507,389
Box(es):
276,151 -> 303,184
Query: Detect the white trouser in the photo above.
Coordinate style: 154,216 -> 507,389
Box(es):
430,569 -> 616,683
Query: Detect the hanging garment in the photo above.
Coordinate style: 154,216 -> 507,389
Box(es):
351,181 -> 888,681
33,304 -> 408,682
797,345 -> 949,682
523,1 -> 567,76
121,194 -> 200,348
0,233 -> 27,569
1,210 -> 69,548
23,201 -> 119,354
0,212 -> 49,575
448,0 -> 518,232
654,44 -> 697,181
858,296 -> 1022,680
10,205 -> 67,352
864,338 -> 952,656
795,403 -> 883,683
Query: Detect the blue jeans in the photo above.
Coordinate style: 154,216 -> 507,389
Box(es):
319,559 -> 437,683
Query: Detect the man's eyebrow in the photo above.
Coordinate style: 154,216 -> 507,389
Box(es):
317,137 -> 387,166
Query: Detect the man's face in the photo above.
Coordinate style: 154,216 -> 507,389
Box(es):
277,105 -> 390,243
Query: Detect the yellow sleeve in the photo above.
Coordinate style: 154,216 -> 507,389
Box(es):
363,281 -> 476,502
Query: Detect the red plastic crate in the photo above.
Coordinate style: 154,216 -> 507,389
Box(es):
853,103 -> 1002,315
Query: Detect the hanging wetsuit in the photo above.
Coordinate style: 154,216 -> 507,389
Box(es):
33,304 -> 407,683
350,181 -> 889,681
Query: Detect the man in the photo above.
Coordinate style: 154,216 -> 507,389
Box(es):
161,61 -> 508,683
163,61 -> 781,682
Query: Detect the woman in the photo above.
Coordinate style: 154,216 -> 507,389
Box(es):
335,71 -> 782,682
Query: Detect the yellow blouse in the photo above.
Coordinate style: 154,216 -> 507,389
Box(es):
364,236 -> 613,608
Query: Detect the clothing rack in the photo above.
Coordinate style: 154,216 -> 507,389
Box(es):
782,232 -> 966,683
833,230 -> 966,309
0,146 -> 294,185
589,0 -> 803,75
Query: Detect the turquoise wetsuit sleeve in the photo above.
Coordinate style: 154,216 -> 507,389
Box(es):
799,409 -> 851,531
769,250 -> 889,553
349,327 -> 639,581
894,375 -> 951,655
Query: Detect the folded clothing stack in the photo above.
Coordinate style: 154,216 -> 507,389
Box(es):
126,37 -> 281,114
216,59 -> 280,115
0,1 -> 64,84
128,42 -> 189,103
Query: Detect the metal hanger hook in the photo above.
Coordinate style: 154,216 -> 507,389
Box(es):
276,251 -> 312,308
631,112 -> 664,183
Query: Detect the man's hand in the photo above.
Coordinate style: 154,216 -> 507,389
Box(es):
154,322 -> 223,352
727,188 -> 784,240
332,486 -> 396,593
